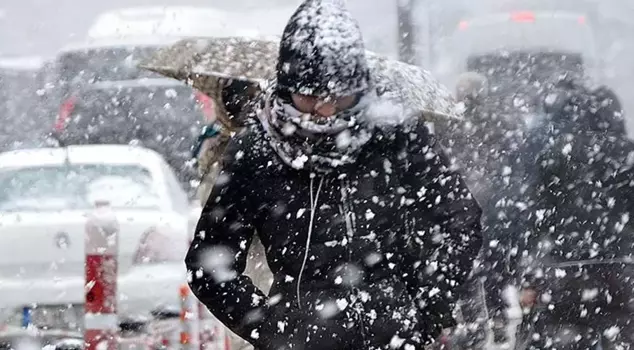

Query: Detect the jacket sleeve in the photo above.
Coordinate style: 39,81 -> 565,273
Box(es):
400,122 -> 483,331
185,138 -> 274,348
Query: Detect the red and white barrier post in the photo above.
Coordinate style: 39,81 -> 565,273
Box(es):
85,200 -> 120,350
180,284 -> 202,350
179,285 -> 193,350
198,302 -> 209,350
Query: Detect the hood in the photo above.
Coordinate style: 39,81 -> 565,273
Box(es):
276,0 -> 371,98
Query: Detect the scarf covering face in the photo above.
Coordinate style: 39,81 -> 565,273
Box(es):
258,87 -> 376,173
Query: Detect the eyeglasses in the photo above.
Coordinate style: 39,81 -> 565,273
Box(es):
290,93 -> 361,115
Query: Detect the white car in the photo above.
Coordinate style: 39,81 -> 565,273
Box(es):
0,145 -> 200,330
86,5 -> 296,41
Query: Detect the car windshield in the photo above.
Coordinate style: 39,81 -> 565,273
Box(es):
430,12 -> 598,87
0,164 -> 160,212
59,83 -> 205,186
67,83 -> 204,133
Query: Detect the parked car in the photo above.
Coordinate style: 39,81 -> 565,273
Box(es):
44,5 -> 294,108
0,145 -> 197,331
41,37 -> 181,115
41,5 -> 297,195
42,38 -> 213,193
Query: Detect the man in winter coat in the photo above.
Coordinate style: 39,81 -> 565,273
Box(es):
496,79 -> 634,349
185,1 -> 483,349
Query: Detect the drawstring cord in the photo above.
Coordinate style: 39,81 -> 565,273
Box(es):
296,174 -> 325,308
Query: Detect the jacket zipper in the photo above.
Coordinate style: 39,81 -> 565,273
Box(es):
296,174 -> 324,309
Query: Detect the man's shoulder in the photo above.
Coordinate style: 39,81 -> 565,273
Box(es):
370,118 -> 453,175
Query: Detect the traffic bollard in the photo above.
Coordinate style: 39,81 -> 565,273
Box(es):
179,284 -> 200,350
85,200 -> 119,350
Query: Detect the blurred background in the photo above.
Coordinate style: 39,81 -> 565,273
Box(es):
2,0 -> 634,126
2,1 -> 634,349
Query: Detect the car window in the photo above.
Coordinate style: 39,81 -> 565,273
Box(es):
67,84 -> 204,130
0,164 -> 160,212
59,83 -> 205,186
54,46 -> 164,96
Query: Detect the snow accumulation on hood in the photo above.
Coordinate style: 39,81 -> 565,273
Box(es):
276,0 -> 371,97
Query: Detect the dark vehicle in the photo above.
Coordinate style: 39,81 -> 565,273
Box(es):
51,78 -> 213,192
431,10 -> 598,88
467,51 -> 584,87
40,38 -> 178,115
404,0 -> 634,121
43,38 -> 216,194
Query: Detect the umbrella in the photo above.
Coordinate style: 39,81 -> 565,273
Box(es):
139,36 -> 279,131
139,36 -> 462,129
139,36 -> 463,202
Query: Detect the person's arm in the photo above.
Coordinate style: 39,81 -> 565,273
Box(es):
185,138 -> 276,348
400,122 -> 484,334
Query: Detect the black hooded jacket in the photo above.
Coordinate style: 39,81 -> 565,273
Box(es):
185,116 -> 483,349
187,1 -> 481,348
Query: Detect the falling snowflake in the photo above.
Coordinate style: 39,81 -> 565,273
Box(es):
335,298 -> 349,311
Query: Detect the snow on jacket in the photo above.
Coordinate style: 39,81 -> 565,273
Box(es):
185,115 -> 483,349
489,82 -> 634,316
